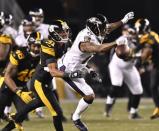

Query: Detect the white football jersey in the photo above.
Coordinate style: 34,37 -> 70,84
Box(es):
58,28 -> 101,72
15,34 -> 28,47
1,25 -> 17,39
35,23 -> 49,39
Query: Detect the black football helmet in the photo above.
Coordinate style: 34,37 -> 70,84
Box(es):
48,20 -> 70,43
27,31 -> 43,45
27,32 -> 42,56
86,14 -> 109,41
135,18 -> 150,34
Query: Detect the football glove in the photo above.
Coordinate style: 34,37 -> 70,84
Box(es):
121,12 -> 134,24
64,68 -> 88,78
16,90 -> 33,104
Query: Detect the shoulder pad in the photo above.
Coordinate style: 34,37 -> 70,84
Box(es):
42,39 -> 55,48
0,34 -> 12,44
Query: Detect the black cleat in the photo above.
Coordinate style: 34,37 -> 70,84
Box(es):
129,113 -> 142,119
73,119 -> 88,131
150,114 -> 159,119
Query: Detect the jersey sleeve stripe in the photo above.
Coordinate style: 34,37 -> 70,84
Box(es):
9,54 -> 19,65
41,45 -> 55,56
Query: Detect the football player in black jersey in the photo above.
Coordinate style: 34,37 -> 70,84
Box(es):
135,18 -> 159,119
0,32 -> 41,124
1,20 -> 79,131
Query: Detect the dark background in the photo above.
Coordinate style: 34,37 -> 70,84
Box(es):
16,0 -> 159,39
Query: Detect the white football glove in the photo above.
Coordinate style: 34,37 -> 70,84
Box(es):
116,36 -> 128,46
121,12 -> 134,24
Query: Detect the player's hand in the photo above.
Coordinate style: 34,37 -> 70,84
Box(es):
116,36 -> 128,46
89,70 -> 102,83
121,12 -> 134,24
64,68 -> 88,78
16,90 -> 33,103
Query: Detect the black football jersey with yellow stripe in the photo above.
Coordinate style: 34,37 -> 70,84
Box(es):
139,31 -> 159,68
33,39 -> 64,83
9,47 -> 40,86
0,34 -> 13,73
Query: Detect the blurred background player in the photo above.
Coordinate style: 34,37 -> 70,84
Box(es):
0,11 -> 17,40
29,8 -> 49,39
0,31 -> 41,124
105,26 -> 143,119
16,15 -> 35,47
135,18 -> 159,119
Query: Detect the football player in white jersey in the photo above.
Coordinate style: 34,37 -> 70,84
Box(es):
0,12 -> 17,39
105,27 -> 143,119
57,12 -> 134,131
16,16 -> 35,47
29,8 -> 49,39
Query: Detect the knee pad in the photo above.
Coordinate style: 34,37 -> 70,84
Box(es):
84,97 -> 94,104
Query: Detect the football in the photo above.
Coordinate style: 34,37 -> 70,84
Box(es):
115,44 -> 130,59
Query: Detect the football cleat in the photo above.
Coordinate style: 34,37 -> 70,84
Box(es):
36,110 -> 44,118
129,113 -> 142,120
73,119 -> 88,131
150,108 -> 159,120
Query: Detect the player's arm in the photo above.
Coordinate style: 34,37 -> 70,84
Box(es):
47,62 -> 65,77
80,36 -> 129,53
4,53 -> 33,103
80,41 -> 117,53
141,45 -> 152,62
4,62 -> 18,93
107,12 -> 134,34
47,61 -> 86,78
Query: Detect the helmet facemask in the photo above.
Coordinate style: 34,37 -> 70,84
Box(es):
49,21 -> 70,43
27,32 -> 42,57
86,14 -> 108,43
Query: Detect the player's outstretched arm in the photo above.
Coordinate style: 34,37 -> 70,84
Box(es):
107,12 -> 134,34
80,36 -> 128,53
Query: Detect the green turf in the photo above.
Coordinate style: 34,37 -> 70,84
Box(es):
0,98 -> 159,131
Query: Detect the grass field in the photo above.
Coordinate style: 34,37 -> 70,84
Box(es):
0,98 -> 159,131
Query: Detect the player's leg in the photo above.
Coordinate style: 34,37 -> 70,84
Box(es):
124,66 -> 143,119
64,77 -> 94,131
149,68 -> 159,119
0,83 -> 13,122
34,80 -> 64,131
1,98 -> 44,131
52,77 -> 67,122
105,63 -> 123,117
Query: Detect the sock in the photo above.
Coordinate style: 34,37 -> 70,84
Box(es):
72,98 -> 89,121
36,107 -> 43,112
53,116 -> 63,131
106,96 -> 114,104
130,107 -> 137,114
4,106 -> 12,115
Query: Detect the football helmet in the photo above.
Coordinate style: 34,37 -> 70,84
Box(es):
29,8 -> 44,26
0,17 -> 5,29
48,20 -> 70,43
27,32 -> 42,57
5,14 -> 13,25
135,18 -> 150,34
86,14 -> 109,42
21,16 -> 35,37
